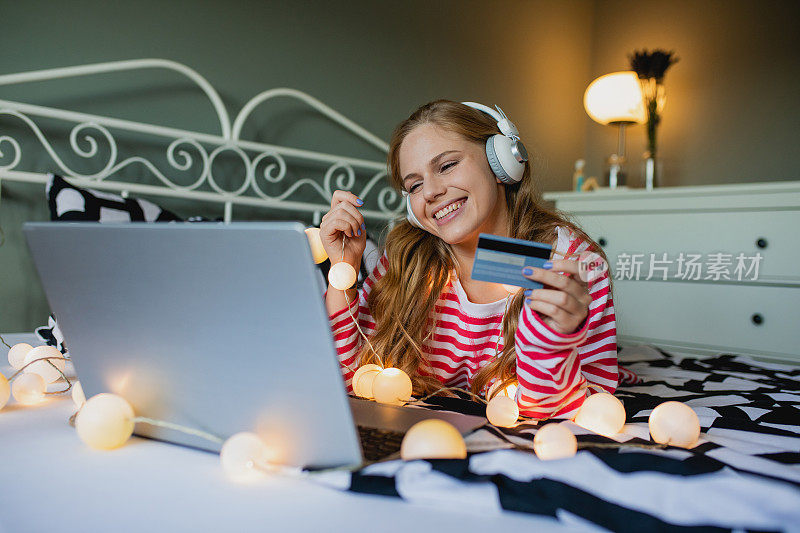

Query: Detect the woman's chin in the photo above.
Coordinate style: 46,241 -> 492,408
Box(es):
431,218 -> 480,246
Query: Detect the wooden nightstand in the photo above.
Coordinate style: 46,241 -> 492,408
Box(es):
544,181 -> 800,364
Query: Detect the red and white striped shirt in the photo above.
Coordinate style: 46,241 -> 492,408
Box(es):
329,227 -> 619,420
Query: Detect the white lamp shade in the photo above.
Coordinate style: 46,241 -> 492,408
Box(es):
584,71 -> 646,125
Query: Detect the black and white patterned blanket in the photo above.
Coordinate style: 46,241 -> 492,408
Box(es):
314,345 -> 800,532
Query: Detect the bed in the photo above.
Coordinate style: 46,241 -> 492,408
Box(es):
1,59 -> 798,532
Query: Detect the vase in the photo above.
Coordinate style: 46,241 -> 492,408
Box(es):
643,155 -> 663,190
638,77 -> 666,189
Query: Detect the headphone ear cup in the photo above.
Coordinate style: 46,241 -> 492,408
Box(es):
485,134 -> 525,185
406,194 -> 425,229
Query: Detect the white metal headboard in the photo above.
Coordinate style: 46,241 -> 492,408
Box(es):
0,59 -> 402,224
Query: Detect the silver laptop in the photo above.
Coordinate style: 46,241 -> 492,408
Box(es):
24,222 -> 484,468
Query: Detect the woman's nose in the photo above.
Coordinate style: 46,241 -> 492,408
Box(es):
422,179 -> 446,202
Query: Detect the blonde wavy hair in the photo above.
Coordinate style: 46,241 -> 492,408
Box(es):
359,100 -> 609,398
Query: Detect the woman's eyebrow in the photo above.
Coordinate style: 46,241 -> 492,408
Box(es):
403,150 -> 461,184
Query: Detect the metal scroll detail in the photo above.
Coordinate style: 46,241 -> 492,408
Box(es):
0,59 -> 403,221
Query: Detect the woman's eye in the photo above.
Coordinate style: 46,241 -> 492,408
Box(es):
408,182 -> 421,193
440,161 -> 458,172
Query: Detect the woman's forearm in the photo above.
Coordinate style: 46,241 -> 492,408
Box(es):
325,284 -> 358,316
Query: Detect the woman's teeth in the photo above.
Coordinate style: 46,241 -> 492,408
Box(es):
434,200 -> 465,220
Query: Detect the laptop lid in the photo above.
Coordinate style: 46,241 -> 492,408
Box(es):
24,222 -> 362,468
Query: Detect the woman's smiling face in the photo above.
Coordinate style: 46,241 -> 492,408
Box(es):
399,123 -> 508,246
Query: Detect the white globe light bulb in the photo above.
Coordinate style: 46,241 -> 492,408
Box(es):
8,343 -> 33,370
488,381 -> 518,400
352,364 -> 383,399
220,432 -> 273,481
486,395 -> 519,427
648,401 -> 701,448
372,368 -> 413,406
23,346 -> 66,384
400,419 -> 467,461
75,393 -> 135,450
328,262 -> 357,291
0,373 -> 10,410
305,227 -> 329,264
573,392 -> 627,437
11,373 -> 46,405
533,423 -> 578,461
72,381 -> 86,408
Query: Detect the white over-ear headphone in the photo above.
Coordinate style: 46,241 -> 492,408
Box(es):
404,102 -> 529,229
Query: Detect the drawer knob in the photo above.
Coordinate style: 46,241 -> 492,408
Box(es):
756,238 -> 768,249
751,313 -> 764,326
598,237 -> 607,247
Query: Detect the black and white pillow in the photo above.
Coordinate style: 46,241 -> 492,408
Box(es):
35,314 -> 68,356
46,173 -> 182,222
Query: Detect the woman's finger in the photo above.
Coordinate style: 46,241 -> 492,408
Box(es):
522,264 -> 588,300
525,288 -> 584,316
329,209 -> 362,239
334,201 -> 365,236
548,259 -> 580,276
330,189 -> 363,210
524,299 -> 575,334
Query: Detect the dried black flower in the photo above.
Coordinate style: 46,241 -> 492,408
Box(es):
629,49 -> 679,81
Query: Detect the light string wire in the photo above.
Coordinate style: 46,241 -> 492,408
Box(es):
4,238 -> 654,467
131,416 -> 223,444
336,236 -> 559,425
3,351 -> 224,446
339,237 -> 383,369
7,355 -> 73,395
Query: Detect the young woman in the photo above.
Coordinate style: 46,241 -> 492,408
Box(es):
320,100 -> 630,420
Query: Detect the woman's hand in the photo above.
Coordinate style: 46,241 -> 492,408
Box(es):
522,259 -> 592,335
320,190 -> 367,268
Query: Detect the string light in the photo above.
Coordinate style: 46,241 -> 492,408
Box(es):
75,393 -> 135,450
8,342 -> 33,369
72,381 -> 86,408
372,368 -> 412,406
648,401 -> 700,448
486,395 -> 519,427
0,373 -> 9,410
533,423 -> 578,460
574,392 -> 627,437
488,381 -> 518,400
23,346 -> 66,384
220,432 -> 274,482
11,373 -> 46,405
400,419 -> 467,460
304,227 -> 329,264
328,262 -> 357,291
352,364 -> 383,399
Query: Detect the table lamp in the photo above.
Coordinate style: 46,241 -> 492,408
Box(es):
583,71 -> 645,188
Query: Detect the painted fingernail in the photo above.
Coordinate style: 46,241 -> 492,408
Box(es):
355,198 -> 364,206
361,223 -> 366,231
523,289 -> 532,297
542,261 -> 553,269
522,266 -> 534,276
357,229 -> 362,236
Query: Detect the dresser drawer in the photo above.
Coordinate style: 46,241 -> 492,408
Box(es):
613,280 -> 800,360
574,211 -> 799,283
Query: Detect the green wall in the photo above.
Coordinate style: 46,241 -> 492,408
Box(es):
583,0 -> 800,186
1,0 -> 798,332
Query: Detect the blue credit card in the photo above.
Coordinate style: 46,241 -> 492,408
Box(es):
471,233 -> 552,289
